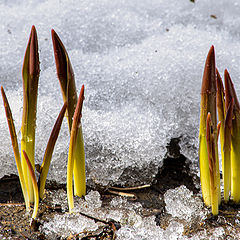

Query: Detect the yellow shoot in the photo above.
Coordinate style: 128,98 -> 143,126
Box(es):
67,85 -> 84,213
224,69 -> 240,203
216,69 -> 225,169
1,86 -> 30,211
52,29 -> 86,197
21,25 -> 40,203
206,113 -> 219,215
38,102 -> 67,199
223,99 -> 233,202
199,46 -> 220,206
22,150 -> 39,222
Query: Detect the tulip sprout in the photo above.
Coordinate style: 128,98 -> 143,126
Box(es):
200,46 -> 240,215
199,46 -> 220,208
21,25 -> 40,203
206,113 -> 219,215
67,85 -> 85,213
38,102 -> 67,199
1,26 -> 67,223
1,87 -> 30,211
223,98 -> 233,202
52,29 -> 86,201
224,70 -> 240,203
22,150 -> 39,221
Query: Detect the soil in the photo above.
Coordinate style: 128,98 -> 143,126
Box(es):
1,139 -> 240,239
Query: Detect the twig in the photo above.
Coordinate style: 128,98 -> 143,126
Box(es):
79,211 -> 108,224
108,190 -> 137,199
109,184 -> 151,191
0,203 -> 25,207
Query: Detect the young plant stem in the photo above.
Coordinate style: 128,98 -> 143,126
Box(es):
1,87 -> 30,211
22,150 -> 39,221
21,25 -> 40,203
216,69 -> 225,166
38,102 -> 67,199
67,85 -> 84,213
217,122 -> 221,140
223,99 -> 233,202
199,46 -> 220,206
224,69 -> 240,203
52,29 -> 86,197
206,113 -> 219,215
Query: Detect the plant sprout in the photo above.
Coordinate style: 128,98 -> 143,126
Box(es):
224,70 -> 240,203
21,25 -> 40,203
38,102 -> 67,199
199,46 -> 220,209
223,98 -> 233,202
200,46 -> 240,215
206,112 -> 219,215
22,150 -> 39,221
67,85 -> 85,213
1,26 -> 67,223
1,87 -> 30,211
52,29 -> 86,199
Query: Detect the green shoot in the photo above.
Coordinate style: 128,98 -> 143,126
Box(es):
199,45 -> 220,207
223,98 -> 233,202
224,69 -> 240,203
52,29 -> 86,197
22,150 -> 39,221
38,102 -> 67,199
67,85 -> 85,213
216,69 -> 225,170
21,25 -> 40,203
206,113 -> 219,215
1,86 -> 30,211
2,27 -> 68,223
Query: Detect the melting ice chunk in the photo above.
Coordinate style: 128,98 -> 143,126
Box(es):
164,185 -> 204,221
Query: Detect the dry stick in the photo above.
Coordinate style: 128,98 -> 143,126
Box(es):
108,190 -> 137,199
109,184 -> 151,191
0,203 -> 25,207
79,211 -> 109,224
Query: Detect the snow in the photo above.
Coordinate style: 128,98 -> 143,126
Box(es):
164,185 -> 204,221
41,188 -> 232,239
0,0 -> 240,197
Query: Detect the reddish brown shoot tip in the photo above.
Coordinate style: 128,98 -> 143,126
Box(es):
201,46 -> 216,94
224,69 -> 240,110
29,25 -> 39,77
51,29 -> 57,42
78,85 -> 85,115
31,25 -> 36,32
208,45 -> 215,61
